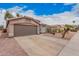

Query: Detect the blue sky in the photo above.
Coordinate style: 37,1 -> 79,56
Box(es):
0,3 -> 79,26
0,3 -> 76,15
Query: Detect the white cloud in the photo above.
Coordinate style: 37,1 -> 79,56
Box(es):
22,10 -> 79,25
8,6 -> 27,13
20,9 -> 79,25
21,10 -> 35,17
40,12 -> 79,25
0,9 -> 6,26
0,6 -> 27,28
20,4 -> 79,25
71,4 -> 79,16
7,6 -> 27,17
51,12 -> 79,25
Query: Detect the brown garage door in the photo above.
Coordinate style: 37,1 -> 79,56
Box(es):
14,24 -> 37,37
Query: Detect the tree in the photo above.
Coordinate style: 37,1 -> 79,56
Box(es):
16,13 -> 20,17
4,11 -> 14,20
62,27 -> 69,38
72,20 -> 75,24
62,25 -> 72,38
3,11 -> 14,33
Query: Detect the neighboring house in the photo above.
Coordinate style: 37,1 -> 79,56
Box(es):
6,16 -> 48,37
40,24 -> 48,34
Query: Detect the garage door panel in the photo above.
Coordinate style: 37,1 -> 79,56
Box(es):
14,25 -> 37,37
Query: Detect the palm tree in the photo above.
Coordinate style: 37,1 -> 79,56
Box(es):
4,11 -> 14,20
72,20 -> 75,25
16,13 -> 20,17
3,11 -> 14,33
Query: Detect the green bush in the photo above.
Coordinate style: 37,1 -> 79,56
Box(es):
59,28 -> 64,33
64,24 -> 74,29
70,28 -> 77,32
50,28 -> 57,35
64,24 -> 78,32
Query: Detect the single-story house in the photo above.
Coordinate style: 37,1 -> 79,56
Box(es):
6,16 -> 48,37
7,16 -> 40,37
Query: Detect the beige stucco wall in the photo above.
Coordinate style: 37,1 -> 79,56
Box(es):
7,24 -> 14,37
37,25 -> 40,34
30,20 -> 39,26
30,20 -> 40,34
9,19 -> 30,24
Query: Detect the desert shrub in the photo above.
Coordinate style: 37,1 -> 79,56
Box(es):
58,28 -> 64,33
56,29 -> 59,33
47,28 -> 51,33
47,27 -> 64,33
62,24 -> 76,38
70,28 -> 77,32
64,24 -> 74,30
50,28 -> 57,35
2,29 -> 7,33
64,24 -> 78,32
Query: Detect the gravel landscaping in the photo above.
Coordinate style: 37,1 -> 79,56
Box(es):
0,38 -> 28,56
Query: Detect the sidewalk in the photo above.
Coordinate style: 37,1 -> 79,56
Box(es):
59,31 -> 79,56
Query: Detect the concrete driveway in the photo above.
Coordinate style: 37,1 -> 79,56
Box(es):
14,34 -> 69,56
